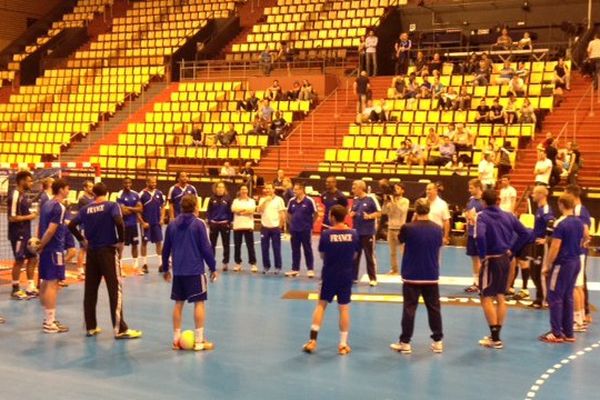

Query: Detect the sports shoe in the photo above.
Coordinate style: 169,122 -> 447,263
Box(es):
538,332 -> 564,343
172,341 -> 182,350
528,301 -> 542,309
222,264 -> 228,272
585,314 -> 593,324
43,320 -> 69,334
251,265 -> 258,273
563,336 -> 576,343
338,344 -> 352,355
431,341 -> 444,353
307,270 -> 315,279
86,327 -> 102,337
573,323 -> 587,333
505,288 -> 516,297
273,269 -> 281,275
157,265 -> 164,273
302,339 -> 317,353
194,341 -> 215,351
352,280 -> 359,285
25,287 -> 39,298
513,289 -> 530,301
369,280 -> 378,287
11,289 -> 28,300
285,271 -> 299,278
390,342 -> 412,354
115,329 -> 143,340
479,336 -> 504,349
262,269 -> 270,275
233,264 -> 242,272
142,264 -> 149,274
58,280 -> 69,287
464,284 -> 479,293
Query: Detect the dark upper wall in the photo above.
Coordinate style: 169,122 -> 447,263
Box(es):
0,0 -> 62,51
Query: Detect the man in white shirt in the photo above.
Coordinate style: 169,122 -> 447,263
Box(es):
533,150 -> 553,186
231,185 -> 257,272
588,33 -> 600,89
365,30 -> 378,76
257,183 -> 286,274
424,183 -> 450,245
478,152 -> 496,190
498,176 -> 517,213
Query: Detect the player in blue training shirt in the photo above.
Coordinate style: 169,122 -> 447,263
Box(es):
116,178 -> 143,274
539,194 -> 584,343
7,170 -> 38,300
390,198 -> 444,354
349,180 -> 381,286
564,185 -> 591,330
38,177 -> 54,210
319,176 -> 348,230
285,182 -> 317,278
69,182 -> 142,340
303,205 -> 359,356
475,189 -> 530,349
464,179 -> 484,294
139,177 -> 166,274
167,171 -> 198,219
162,194 -> 218,351
75,180 -> 95,278
37,179 -> 70,334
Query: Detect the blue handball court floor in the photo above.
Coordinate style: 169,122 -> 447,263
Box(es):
1,233 -> 599,400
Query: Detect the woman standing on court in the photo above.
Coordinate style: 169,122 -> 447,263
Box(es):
231,184 -> 257,273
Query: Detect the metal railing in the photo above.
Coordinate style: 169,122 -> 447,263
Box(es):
570,82 -> 597,142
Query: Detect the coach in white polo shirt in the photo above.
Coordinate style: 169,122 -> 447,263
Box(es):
424,183 -> 450,245
257,183 -> 286,274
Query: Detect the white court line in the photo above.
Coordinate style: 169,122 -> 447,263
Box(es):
524,340 -> 600,400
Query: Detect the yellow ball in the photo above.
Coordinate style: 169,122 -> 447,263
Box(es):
179,330 -> 195,350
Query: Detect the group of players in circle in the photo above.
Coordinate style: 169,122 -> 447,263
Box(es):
1,169 -> 594,355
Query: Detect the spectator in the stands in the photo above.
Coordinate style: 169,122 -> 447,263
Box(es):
589,32 -> 600,89
478,151 -> 496,190
566,142 -> 581,185
260,47 -> 273,76
258,99 -> 275,122
418,76 -> 432,98
265,80 -> 283,101
286,81 -> 301,100
431,76 -> 445,99
536,131 -> 554,151
354,70 -> 370,112
454,124 -> 475,150
217,123 -> 238,147
405,73 -> 419,98
250,115 -> 268,135
534,150 -> 553,187
553,57 -> 570,91
277,41 -> 294,75
444,153 -> 465,172
472,59 -> 491,86
414,51 -> 428,77
464,53 -> 479,74
358,36 -> 366,72
425,128 -> 440,152
390,75 -> 406,99
191,123 -> 203,146
428,52 -> 443,75
486,136 -> 502,153
452,86 -> 471,111
504,95 -> 519,125
361,100 -> 387,123
237,91 -> 259,112
239,161 -> 256,186
273,169 -> 286,197
438,135 -> 456,166
475,98 -> 490,123
396,139 -> 425,166
220,161 -> 236,177
269,111 -> 288,145
365,30 -> 378,76
496,60 -> 515,85
497,140 -> 514,178
517,31 -> 533,49
545,138 -> 558,167
443,122 -> 457,140
494,27 -> 513,50
508,74 -> 526,96
519,97 -> 537,124
489,97 -> 505,124
299,80 -> 315,102
438,86 -> 457,110
394,32 -> 412,75
515,61 -> 530,83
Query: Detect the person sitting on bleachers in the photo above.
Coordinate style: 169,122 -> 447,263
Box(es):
191,124 -> 203,146
265,80 -> 283,100
431,76 -> 445,100
418,76 -> 432,98
474,98 -> 490,123
299,79 -> 315,102
508,74 -> 526,96
239,161 -> 256,187
287,81 -> 301,100
496,60 -> 515,85
497,140 -> 514,178
515,61 -> 530,83
488,97 -> 505,124
258,99 -> 274,122
237,91 -> 259,112
438,135 -> 456,166
494,27 -> 513,50
472,59 -> 491,86
520,97 -> 537,125
463,53 -> 480,74
414,51 -> 428,77
428,52 -> 443,75
220,161 -> 237,177
444,153 -> 465,172
443,122 -> 457,139
390,75 -> 406,99
405,73 -> 419,98
217,123 -> 238,147
269,112 -> 288,145
438,86 -> 457,110
504,95 -> 519,125
486,136 -> 502,153
396,139 -> 425,166
453,86 -> 471,111
361,100 -> 386,123
553,57 -> 570,91
250,115 -> 268,135
517,31 -> 533,50
425,128 -> 440,152
260,47 -> 273,76
454,124 -> 475,150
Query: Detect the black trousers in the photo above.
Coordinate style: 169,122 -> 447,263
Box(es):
234,229 -> 256,265
353,235 -> 377,281
209,223 -> 230,264
84,247 -> 128,334
400,283 -> 443,343
530,243 -> 546,303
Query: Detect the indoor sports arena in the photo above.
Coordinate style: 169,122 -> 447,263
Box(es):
1,0 -> 600,398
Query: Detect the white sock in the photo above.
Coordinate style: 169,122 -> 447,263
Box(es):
574,311 -> 584,325
311,324 -> 320,333
173,329 -> 181,343
340,331 -> 349,346
473,274 -> 479,285
45,309 -> 56,324
195,328 -> 204,343
141,256 -> 147,265
133,258 -> 139,269
28,280 -> 36,290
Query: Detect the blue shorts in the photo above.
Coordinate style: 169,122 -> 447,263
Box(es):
466,236 -> 478,257
39,251 -> 66,281
124,226 -> 139,246
143,224 -> 163,243
320,280 -> 352,305
10,236 -> 36,262
171,275 -> 208,303
65,231 -> 76,250
479,254 -> 510,297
